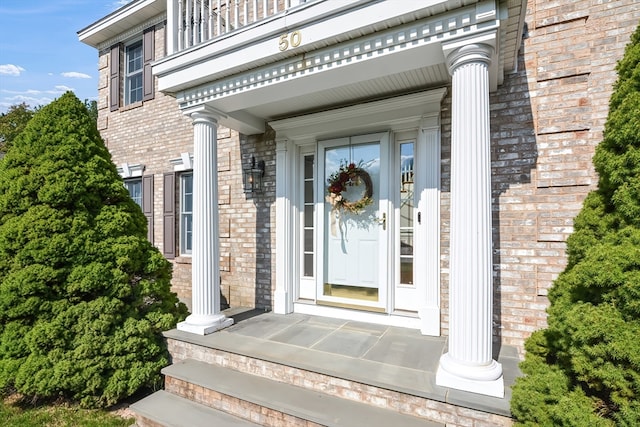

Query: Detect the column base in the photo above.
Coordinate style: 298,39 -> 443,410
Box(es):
436,353 -> 504,398
177,313 -> 234,335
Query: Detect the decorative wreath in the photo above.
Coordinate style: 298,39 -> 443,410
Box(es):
326,161 -> 373,214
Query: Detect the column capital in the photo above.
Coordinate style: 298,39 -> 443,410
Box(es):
442,31 -> 496,74
183,104 -> 227,124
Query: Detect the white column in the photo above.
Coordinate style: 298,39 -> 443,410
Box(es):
436,41 -> 504,397
166,0 -> 179,55
177,105 -> 233,335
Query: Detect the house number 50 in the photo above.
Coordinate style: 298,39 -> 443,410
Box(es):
278,31 -> 302,51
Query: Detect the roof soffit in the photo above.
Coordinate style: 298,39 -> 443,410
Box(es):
78,0 -> 165,48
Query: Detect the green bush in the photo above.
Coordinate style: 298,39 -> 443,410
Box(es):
511,24 -> 640,426
0,92 -> 187,408
0,103 -> 35,155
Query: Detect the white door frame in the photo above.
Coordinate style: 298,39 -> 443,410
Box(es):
271,89 -> 446,335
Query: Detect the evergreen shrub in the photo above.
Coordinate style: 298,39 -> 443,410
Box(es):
511,24 -> 640,426
0,92 -> 187,407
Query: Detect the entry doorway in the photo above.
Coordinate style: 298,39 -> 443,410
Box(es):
271,89 -> 446,335
317,133 -> 390,311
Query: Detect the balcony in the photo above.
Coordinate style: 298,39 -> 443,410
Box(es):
168,0 -> 310,53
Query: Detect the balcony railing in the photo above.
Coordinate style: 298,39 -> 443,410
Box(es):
169,0 -> 307,53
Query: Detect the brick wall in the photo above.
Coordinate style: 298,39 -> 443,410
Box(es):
168,338 -> 514,427
97,20 -> 274,310
94,1 -> 640,353
484,0 -> 640,352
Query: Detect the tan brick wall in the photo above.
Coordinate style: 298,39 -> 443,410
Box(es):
97,20 -> 274,310
94,2 -> 640,353
484,0 -> 640,352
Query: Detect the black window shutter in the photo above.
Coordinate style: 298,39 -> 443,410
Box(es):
163,173 -> 175,259
143,27 -> 155,101
109,44 -> 121,111
142,175 -> 154,244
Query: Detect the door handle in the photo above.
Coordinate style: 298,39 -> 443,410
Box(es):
379,212 -> 386,230
418,212 -> 421,225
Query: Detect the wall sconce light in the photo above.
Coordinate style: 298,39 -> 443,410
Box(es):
243,155 -> 265,193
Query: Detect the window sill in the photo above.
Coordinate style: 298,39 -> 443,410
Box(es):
175,255 -> 192,264
120,101 -> 143,112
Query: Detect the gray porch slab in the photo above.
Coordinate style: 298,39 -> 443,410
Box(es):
312,328 -> 384,358
164,310 -> 519,417
269,322 -> 335,347
363,330 -> 445,371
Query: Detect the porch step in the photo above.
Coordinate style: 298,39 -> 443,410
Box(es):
130,390 -> 260,427
162,358 -> 443,427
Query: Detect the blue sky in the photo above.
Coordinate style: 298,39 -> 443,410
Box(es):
0,1 -> 134,114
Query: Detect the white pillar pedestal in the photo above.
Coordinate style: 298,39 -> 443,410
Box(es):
177,106 -> 233,335
436,40 -> 504,398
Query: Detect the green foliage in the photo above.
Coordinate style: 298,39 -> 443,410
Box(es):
512,24 -> 640,426
0,103 -> 35,155
1,395 -> 132,427
0,92 -> 186,408
84,99 -> 98,123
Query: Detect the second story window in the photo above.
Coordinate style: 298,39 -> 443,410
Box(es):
109,26 -> 155,111
125,40 -> 143,105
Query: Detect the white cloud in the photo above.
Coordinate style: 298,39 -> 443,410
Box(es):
0,64 -> 26,76
0,86 -> 77,113
53,85 -> 74,93
2,94 -> 53,108
61,71 -> 91,79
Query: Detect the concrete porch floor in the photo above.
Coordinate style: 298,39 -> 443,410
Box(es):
164,308 -> 521,418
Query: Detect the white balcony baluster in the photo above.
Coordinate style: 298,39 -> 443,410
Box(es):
177,0 -> 184,51
174,0 -> 308,52
208,0 -> 213,39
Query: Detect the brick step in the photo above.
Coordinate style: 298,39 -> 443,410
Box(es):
130,389 -> 261,427
162,358 -> 443,427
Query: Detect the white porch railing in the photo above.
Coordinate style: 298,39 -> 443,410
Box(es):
167,0 -> 309,54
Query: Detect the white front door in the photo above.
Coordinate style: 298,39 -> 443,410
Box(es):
316,133 -> 390,311
293,127 -> 440,333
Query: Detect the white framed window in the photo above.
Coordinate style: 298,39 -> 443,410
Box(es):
397,141 -> 415,286
125,39 -> 143,105
124,178 -> 143,208
180,172 -> 193,255
302,154 -> 315,278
